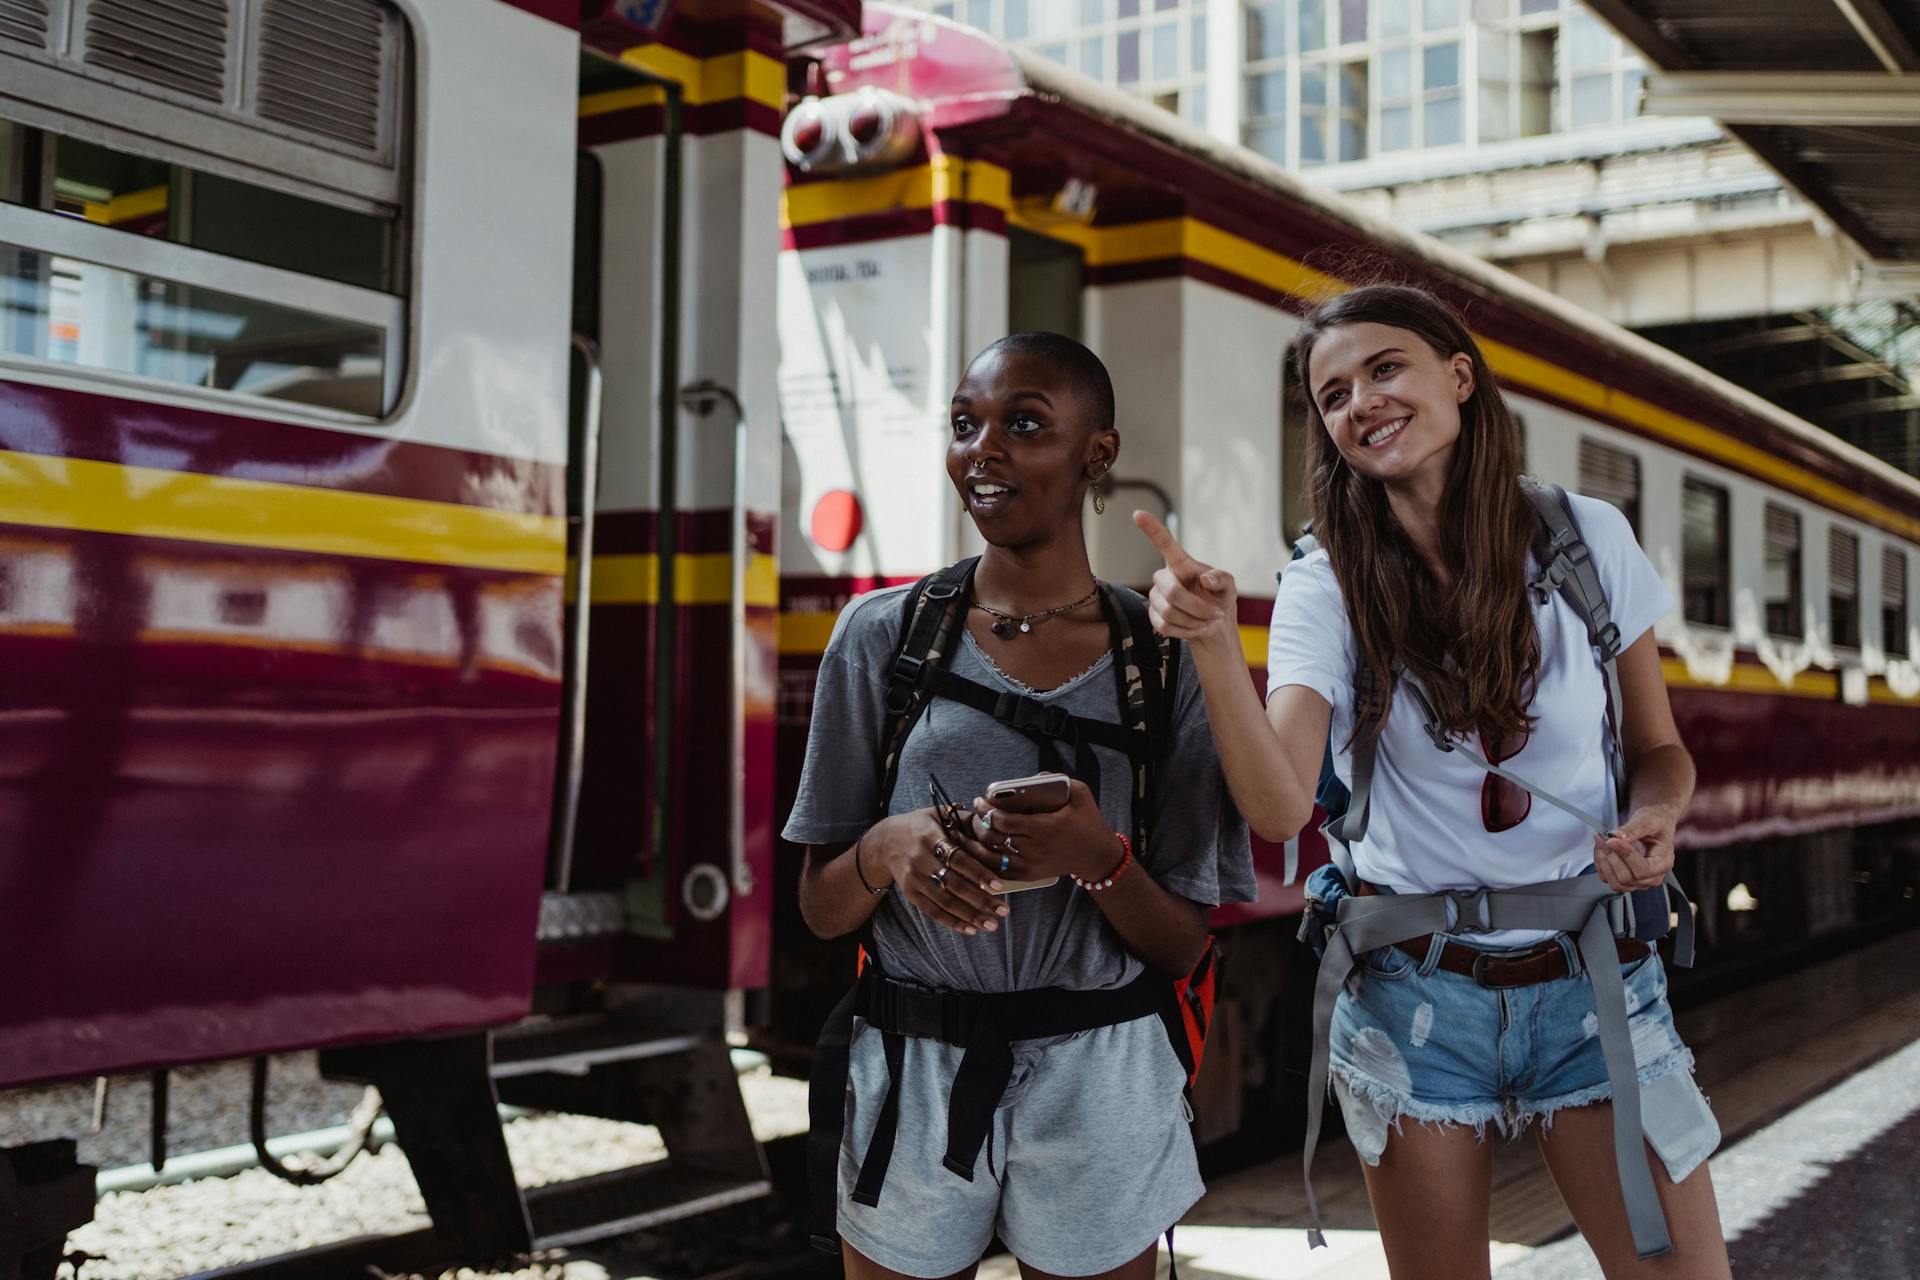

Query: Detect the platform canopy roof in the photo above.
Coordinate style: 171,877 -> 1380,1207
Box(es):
1588,0 -> 1920,265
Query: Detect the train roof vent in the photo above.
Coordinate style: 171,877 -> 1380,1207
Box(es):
0,0 -> 50,52
81,0 -> 231,103
254,0 -> 392,157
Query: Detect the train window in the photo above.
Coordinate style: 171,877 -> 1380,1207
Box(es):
1830,528 -> 1860,650
1,245 -> 387,415
1576,436 -> 1638,534
1886,549 -> 1910,659
1281,354 -> 1312,545
1762,503 -> 1803,640
1680,477 -> 1729,628
0,121 -> 23,203
0,0 -> 409,417
1009,229 -> 1084,341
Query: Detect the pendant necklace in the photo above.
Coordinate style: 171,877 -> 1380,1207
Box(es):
973,583 -> 1100,640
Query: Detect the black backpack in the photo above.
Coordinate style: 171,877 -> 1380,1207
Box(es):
874,556 -> 1219,1082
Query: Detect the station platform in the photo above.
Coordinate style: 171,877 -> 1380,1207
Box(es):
977,927 -> 1920,1280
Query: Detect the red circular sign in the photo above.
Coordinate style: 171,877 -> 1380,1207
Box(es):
811,490 -> 863,553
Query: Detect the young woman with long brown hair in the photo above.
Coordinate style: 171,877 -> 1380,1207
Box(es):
1137,285 -> 1731,1279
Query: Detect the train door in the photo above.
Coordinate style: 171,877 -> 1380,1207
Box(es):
549,46 -> 782,1000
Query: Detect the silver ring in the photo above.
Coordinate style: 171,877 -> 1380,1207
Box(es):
929,864 -> 950,888
932,840 -> 954,865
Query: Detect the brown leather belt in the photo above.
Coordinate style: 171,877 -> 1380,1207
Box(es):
1357,880 -> 1650,989
1391,934 -> 1650,989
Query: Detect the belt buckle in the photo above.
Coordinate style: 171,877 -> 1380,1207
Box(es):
1469,950 -> 1527,990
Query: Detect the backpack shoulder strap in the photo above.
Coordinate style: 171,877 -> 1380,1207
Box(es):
1100,582 -> 1178,856
1518,478 -> 1628,810
875,558 -> 978,815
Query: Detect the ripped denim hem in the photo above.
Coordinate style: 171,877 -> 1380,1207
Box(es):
1330,1047 -> 1712,1178
1517,1044 -> 1698,1127
1328,1061 -> 1508,1168
1517,1047 -> 1718,1184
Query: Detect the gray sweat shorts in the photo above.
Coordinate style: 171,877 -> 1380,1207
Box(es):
836,1012 -> 1205,1277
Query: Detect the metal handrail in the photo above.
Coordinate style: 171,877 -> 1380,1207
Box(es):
550,333 -> 604,894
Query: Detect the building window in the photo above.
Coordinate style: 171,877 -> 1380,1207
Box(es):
1247,0 -> 1289,59
1295,56 -> 1367,163
1339,0 -> 1369,43
1886,548 -> 1910,659
1422,39 -> 1462,145
1244,66 -> 1289,159
1576,437 -> 1639,535
1763,504 -> 1803,640
1298,0 -> 1328,50
1681,478 -> 1729,628
1831,528 -> 1860,649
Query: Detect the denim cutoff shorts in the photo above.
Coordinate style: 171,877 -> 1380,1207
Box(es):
1329,934 -> 1720,1183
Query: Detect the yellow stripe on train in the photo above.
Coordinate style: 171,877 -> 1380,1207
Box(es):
0,449 -> 563,575
567,552 -> 780,607
612,45 -> 786,110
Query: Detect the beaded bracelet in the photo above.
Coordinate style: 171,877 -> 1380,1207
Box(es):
1072,833 -> 1133,891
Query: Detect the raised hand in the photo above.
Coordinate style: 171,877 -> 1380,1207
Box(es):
1134,510 -> 1238,650
1592,802 -> 1677,892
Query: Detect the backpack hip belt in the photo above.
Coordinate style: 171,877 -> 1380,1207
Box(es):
806,954 -> 1177,1254
1300,874 -> 1697,1263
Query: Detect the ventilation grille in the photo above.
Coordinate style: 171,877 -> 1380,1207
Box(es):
83,0 -> 230,103
1577,437 -> 1639,507
0,0 -> 50,51
256,0 -> 389,155
1885,549 -> 1908,607
1830,529 -> 1859,597
1763,504 -> 1800,554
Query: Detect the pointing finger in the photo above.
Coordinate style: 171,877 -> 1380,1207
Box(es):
1133,510 -> 1193,570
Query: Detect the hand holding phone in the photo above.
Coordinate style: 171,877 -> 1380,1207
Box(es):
980,772 -> 1071,891
985,771 -> 1072,813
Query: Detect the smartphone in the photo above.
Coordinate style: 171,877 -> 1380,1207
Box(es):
985,771 -> 1072,813
983,772 -> 1070,893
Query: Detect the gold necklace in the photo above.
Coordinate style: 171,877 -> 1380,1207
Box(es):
972,583 -> 1100,640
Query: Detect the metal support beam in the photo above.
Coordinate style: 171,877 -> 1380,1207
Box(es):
1582,1 -> 1694,67
1827,394 -> 1920,418
1643,72 -> 1920,125
1701,324 -> 1823,355
1762,361 -> 1906,390
1831,0 -> 1920,73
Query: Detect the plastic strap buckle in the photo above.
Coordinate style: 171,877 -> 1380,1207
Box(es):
885,655 -> 926,715
1444,888 -> 1494,934
1606,892 -> 1635,938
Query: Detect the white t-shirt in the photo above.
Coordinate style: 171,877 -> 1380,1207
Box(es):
1266,494 -> 1675,946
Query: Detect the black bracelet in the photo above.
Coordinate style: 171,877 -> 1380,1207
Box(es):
854,836 -> 887,895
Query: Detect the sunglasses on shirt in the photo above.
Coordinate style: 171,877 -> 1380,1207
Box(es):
1481,726 -> 1532,833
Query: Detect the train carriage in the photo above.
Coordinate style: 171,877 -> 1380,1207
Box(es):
2,0 -> 1918,1270
771,3 -> 1920,1144
0,0 -> 854,1267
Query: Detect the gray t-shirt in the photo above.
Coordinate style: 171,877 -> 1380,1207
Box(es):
782,582 -> 1254,995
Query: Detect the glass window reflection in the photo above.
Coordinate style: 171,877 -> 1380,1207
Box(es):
2,244 -> 386,416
